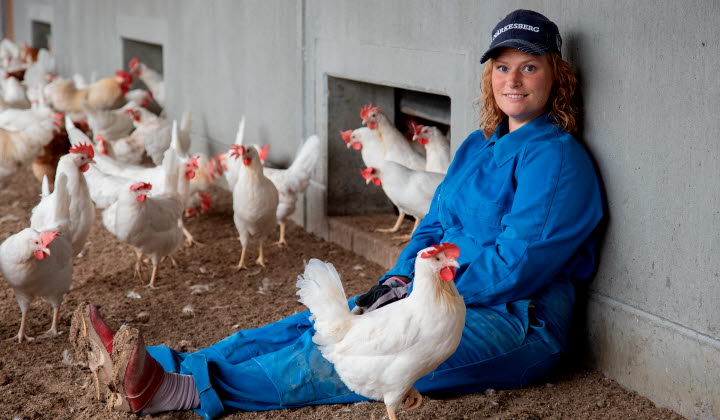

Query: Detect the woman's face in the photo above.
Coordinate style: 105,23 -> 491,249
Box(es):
491,48 -> 553,132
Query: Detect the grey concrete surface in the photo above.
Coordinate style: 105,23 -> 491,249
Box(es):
5,1 -> 720,419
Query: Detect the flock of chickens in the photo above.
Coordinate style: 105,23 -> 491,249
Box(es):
0,38 -> 467,419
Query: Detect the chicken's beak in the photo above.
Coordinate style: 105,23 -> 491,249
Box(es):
365,177 -> 373,185
88,158 -> 96,165
447,259 -> 460,268
41,247 -> 51,256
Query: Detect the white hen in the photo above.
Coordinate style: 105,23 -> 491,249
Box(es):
411,123 -> 451,174
262,135 -> 320,245
296,243 -> 466,420
101,166 -> 184,288
30,131 -> 95,257
231,144 -> 278,270
360,105 -> 426,171
361,160 -> 444,236
0,173 -> 73,343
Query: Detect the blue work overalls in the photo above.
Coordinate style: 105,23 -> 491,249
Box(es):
148,113 -> 604,419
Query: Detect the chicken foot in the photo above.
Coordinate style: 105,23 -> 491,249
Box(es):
182,225 -> 204,247
7,311 -> 34,343
392,217 -> 422,241
38,306 -> 61,339
273,222 -> 287,247
403,387 -> 423,410
145,264 -> 159,289
376,211 -> 406,233
255,243 -> 266,267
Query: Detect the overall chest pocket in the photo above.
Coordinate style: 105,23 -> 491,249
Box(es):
461,200 -> 507,231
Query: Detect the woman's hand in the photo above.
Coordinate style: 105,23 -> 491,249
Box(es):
351,276 -> 411,315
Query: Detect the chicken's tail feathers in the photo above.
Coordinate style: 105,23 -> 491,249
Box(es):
180,109 -> 192,133
234,116 -> 246,146
40,174 -> 50,198
65,115 -> 91,146
52,172 -> 71,232
296,259 -> 352,340
288,134 -> 320,179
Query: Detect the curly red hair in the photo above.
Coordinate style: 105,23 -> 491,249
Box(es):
478,52 -> 579,138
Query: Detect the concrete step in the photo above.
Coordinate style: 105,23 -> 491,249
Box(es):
327,214 -> 414,270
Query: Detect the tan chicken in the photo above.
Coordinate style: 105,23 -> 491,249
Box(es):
231,144 -> 278,270
44,71 -> 133,116
296,243 -> 466,420
0,114 -> 57,183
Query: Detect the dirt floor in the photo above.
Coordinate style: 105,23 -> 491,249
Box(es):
0,168 -> 686,420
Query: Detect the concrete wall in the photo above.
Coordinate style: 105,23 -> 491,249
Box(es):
10,1 -> 720,419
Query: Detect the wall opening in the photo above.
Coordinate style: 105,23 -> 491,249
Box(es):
122,38 -> 163,92
327,76 -> 450,216
31,20 -> 51,49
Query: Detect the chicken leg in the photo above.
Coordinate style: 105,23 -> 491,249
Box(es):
234,247 -> 248,271
182,225 -> 204,247
376,211 -> 405,233
255,243 -> 266,267
38,305 -> 61,338
133,250 -> 145,283
403,387 -> 423,410
273,222 -> 287,247
393,217 -> 422,241
145,263 -> 159,289
7,310 -> 33,343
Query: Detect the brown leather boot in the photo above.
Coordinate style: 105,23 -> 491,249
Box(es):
107,325 -> 165,413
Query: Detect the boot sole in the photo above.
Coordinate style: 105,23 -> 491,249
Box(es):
107,326 -> 136,412
69,303 -> 114,401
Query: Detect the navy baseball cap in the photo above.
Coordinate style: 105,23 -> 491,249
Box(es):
480,10 -> 562,63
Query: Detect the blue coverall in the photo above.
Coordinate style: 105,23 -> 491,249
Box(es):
147,113 -> 604,419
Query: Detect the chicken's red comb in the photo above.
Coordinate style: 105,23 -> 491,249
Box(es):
259,144 -> 270,162
360,167 -> 376,179
130,182 -> 152,191
69,142 -> 95,158
95,134 -> 105,142
411,122 -> 424,135
128,57 -> 140,70
200,193 -> 212,211
420,243 -> 460,260
115,70 -> 133,83
40,231 -> 60,248
340,130 -> 352,143
360,104 -> 380,120
229,144 -> 245,160
187,156 -> 200,169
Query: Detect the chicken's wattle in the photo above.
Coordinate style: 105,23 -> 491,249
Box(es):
439,266 -> 456,282
79,163 -> 90,172
242,157 -> 252,166
33,250 -> 47,260
418,138 -> 429,146
137,195 -> 147,203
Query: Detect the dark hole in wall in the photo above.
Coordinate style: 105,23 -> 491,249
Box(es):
122,38 -> 163,92
327,76 -> 450,216
31,20 -> 51,49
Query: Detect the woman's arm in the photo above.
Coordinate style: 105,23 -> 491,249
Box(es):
460,139 -> 603,306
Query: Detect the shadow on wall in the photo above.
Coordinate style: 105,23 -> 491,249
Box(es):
557,31 -> 612,371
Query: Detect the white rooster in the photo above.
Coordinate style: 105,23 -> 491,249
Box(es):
296,243 -> 466,420
31,128 -> 96,257
0,173 -> 73,343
